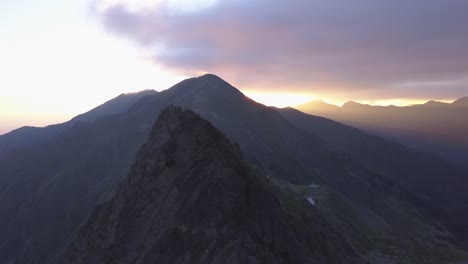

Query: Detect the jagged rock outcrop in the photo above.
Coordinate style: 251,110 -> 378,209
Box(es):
66,106 -> 362,264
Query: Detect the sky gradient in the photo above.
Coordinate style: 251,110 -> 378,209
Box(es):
1,0 -> 468,134
97,0 -> 468,98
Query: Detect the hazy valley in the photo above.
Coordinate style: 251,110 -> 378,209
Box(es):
296,99 -> 468,170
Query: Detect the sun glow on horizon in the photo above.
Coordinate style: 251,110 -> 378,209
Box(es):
353,98 -> 454,107
0,0 -> 188,135
243,91 -> 316,108
240,91 -> 458,109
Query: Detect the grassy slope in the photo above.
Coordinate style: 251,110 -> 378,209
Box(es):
270,178 -> 468,264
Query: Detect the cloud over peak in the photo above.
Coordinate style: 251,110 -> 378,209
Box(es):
94,0 -> 468,99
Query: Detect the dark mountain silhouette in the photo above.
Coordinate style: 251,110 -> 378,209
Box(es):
0,74 -> 466,263
0,90 -> 156,159
453,96 -> 468,106
422,100 -> 451,108
0,124 -> 65,159
71,90 -> 157,123
66,106 -> 362,264
296,98 -> 468,169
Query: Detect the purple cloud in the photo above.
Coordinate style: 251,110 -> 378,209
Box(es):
95,0 -> 468,99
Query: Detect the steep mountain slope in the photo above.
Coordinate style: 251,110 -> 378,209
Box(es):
453,96 -> 468,106
0,124 -> 66,159
0,90 -> 156,159
0,114 -> 151,263
296,98 -> 468,169
66,107 -> 362,264
0,74 -> 466,263
277,107 -> 468,246
71,90 -> 157,123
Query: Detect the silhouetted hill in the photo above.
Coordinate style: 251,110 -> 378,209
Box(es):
0,90 -> 157,159
296,97 -> 468,169
0,124 -> 65,159
71,90 -> 157,123
66,106 -> 362,264
422,100 -> 451,108
453,96 -> 468,106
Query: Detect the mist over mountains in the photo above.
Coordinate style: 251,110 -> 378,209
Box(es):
0,74 -> 467,263
296,98 -> 468,170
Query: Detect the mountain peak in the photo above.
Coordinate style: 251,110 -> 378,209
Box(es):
342,100 -> 366,108
453,96 -> 468,106
66,106 -> 360,264
168,74 -> 244,99
146,105 -> 241,157
420,100 -> 450,108
194,73 -> 234,88
197,73 -> 224,81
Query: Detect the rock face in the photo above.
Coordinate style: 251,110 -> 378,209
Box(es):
66,106 -> 361,264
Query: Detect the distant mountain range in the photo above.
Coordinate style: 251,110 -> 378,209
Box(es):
296,98 -> 468,169
0,74 -> 467,263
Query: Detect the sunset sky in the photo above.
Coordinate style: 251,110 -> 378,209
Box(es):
1,0 -> 468,134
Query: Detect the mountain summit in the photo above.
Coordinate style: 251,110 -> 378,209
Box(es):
66,106 -> 360,264
453,96 -> 468,106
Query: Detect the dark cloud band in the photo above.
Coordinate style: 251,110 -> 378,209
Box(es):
95,0 -> 468,99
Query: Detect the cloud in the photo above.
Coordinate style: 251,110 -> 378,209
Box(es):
93,0 -> 468,99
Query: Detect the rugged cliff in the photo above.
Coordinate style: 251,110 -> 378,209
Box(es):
66,106 -> 362,264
